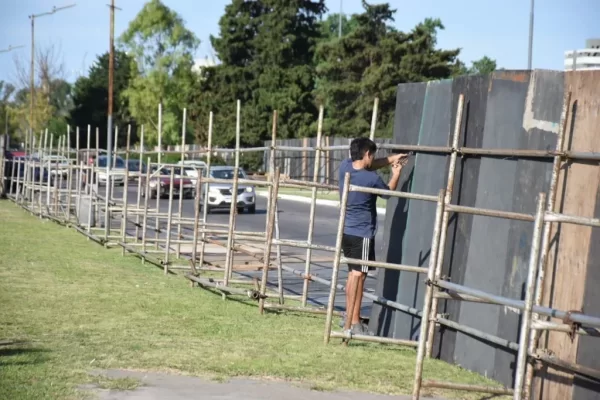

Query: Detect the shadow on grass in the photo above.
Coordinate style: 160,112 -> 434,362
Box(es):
0,345 -> 51,367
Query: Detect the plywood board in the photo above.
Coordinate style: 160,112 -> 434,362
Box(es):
536,70 -> 600,400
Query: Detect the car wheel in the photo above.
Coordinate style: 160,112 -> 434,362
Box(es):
248,205 -> 256,214
237,207 -> 244,214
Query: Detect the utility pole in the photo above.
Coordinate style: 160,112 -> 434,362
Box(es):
527,0 -> 534,70
338,0 -> 343,38
105,0 -> 121,239
107,0 -> 116,172
28,4 -> 76,155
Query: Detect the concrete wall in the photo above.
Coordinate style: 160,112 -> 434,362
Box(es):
370,70 -> 600,399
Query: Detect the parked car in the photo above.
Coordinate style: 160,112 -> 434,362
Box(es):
3,154 -> 51,194
202,166 -> 256,214
141,166 -> 195,199
95,155 -> 127,186
43,154 -> 70,178
177,160 -> 206,185
127,159 -> 147,181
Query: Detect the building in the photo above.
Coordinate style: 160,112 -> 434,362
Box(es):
564,38 -> 600,71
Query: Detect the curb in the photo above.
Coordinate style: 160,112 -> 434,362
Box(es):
257,192 -> 386,216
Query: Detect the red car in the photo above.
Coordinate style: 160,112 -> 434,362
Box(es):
140,166 -> 195,199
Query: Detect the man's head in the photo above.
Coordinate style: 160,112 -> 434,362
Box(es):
350,137 -> 377,168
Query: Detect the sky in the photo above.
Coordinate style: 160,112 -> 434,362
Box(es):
0,0 -> 599,86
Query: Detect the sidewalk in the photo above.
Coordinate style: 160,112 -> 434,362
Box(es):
257,191 -> 387,216
89,370 -> 445,400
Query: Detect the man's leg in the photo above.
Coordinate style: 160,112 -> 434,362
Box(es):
352,272 -> 367,325
350,237 -> 375,332
345,270 -> 362,329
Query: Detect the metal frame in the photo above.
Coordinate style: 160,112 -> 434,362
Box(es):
4,93 -> 600,400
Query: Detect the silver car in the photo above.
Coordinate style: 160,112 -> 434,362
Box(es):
202,166 -> 256,214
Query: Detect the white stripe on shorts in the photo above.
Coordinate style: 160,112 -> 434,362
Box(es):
361,237 -> 370,273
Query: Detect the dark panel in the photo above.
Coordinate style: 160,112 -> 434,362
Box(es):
389,79 -> 452,340
434,74 -> 490,362
495,70 -> 560,385
452,72 -> 532,382
369,82 -> 427,336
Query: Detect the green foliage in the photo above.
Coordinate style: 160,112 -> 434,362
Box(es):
454,55 -> 498,76
63,0 -> 499,153
468,56 -> 497,75
119,0 -> 199,147
319,13 -> 360,40
314,4 -> 461,138
0,81 -> 18,139
69,51 -> 136,149
188,0 -> 326,148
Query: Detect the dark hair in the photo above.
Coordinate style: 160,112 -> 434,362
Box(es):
350,137 -> 377,161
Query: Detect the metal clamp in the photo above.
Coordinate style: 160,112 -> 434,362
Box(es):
562,310 -> 583,341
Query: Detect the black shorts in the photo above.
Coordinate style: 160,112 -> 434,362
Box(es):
341,234 -> 375,273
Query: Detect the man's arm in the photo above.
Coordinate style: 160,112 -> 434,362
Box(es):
387,164 -> 401,191
368,153 -> 408,171
373,163 -> 403,199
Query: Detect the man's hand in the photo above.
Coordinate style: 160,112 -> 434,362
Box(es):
391,161 -> 402,176
389,153 -> 409,166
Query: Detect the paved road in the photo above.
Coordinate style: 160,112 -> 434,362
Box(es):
88,369 -> 443,400
107,183 -> 386,316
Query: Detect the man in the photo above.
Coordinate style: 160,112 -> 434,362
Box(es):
338,137 -> 408,334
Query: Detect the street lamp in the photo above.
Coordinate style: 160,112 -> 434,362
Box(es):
28,3 -> 76,155
0,44 -> 25,54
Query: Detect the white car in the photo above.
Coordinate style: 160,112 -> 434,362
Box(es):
96,155 -> 127,186
43,155 -> 70,177
202,166 -> 256,214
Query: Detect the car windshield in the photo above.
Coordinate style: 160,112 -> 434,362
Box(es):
128,160 -> 145,171
97,157 -> 126,168
210,169 -> 245,180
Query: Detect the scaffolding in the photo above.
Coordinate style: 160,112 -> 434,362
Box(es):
2,92 -> 600,400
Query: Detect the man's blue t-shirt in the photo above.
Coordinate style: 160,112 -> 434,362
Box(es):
338,158 -> 389,239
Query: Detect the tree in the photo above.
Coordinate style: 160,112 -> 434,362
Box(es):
314,2 -> 462,138
454,55 -> 498,76
69,51 -> 135,149
319,13 -> 360,40
0,81 -> 16,136
189,0 -> 326,148
468,56 -> 497,75
119,0 -> 200,146
10,44 -> 71,140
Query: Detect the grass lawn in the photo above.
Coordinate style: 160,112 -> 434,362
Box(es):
261,188 -> 387,209
0,200 -> 508,400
